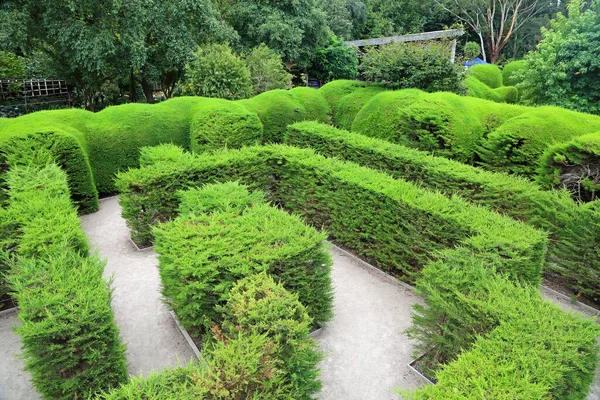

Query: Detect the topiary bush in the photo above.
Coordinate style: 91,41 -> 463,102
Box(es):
465,75 -> 519,104
189,100 -> 263,154
153,181 -> 333,333
288,87 -> 331,124
502,59 -> 527,87
468,64 -> 503,89
317,80 -> 377,118
538,132 -> 600,202
332,85 -> 387,130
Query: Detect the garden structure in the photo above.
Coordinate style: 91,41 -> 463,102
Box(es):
0,80 -> 599,399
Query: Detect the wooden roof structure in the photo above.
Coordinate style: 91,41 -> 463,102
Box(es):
344,29 -> 465,48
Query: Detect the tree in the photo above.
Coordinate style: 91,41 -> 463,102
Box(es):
0,51 -> 25,78
222,0 -> 329,69
310,36 -> 359,82
181,43 -> 252,100
362,0 -> 431,37
436,0 -> 551,62
360,41 -> 466,94
245,44 -> 292,95
317,0 -> 367,40
519,0 -> 600,114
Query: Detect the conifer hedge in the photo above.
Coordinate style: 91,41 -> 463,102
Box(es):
2,160 -> 127,399
285,121 -> 600,299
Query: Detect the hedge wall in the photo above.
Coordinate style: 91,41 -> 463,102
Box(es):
332,85 -> 387,130
538,131 -> 600,202
116,145 -> 546,286
465,75 -> 518,104
2,160 -> 127,399
154,182 -> 333,331
352,90 -> 526,163
285,121 -> 600,299
468,64 -> 503,89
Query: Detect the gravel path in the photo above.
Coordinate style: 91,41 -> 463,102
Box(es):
0,195 -> 598,399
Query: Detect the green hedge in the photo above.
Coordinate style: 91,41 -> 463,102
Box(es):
285,121 -> 600,299
465,76 -> 519,104
101,274 -> 322,400
405,255 -> 600,399
502,60 -> 527,87
332,85 -> 387,130
3,161 -> 127,399
538,131 -> 600,202
189,99 -> 263,153
352,90 -> 525,163
153,182 -> 333,331
468,64 -> 503,88
289,86 -> 332,123
116,145 -> 546,286
317,79 -> 376,117
479,106 -> 600,177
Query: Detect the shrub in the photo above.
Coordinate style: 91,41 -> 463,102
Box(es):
245,44 -> 292,95
463,41 -> 480,59
189,100 -> 263,153
353,90 -> 525,163
479,106 -> 600,177
468,64 -> 503,88
288,87 -> 331,124
404,255 -> 600,399
117,145 -> 547,286
464,75 -> 518,104
181,43 -> 252,100
177,181 -> 264,216
139,143 -> 193,167
317,80 -> 378,116
493,85 -> 519,103
239,90 -> 308,143
310,36 -> 359,82
538,132 -> 600,202
332,85 -> 387,130
219,273 -> 322,398
5,162 -> 127,399
153,182 -> 333,332
359,41 -> 466,94
0,50 -> 25,78
502,59 -> 526,86
285,121 -> 600,299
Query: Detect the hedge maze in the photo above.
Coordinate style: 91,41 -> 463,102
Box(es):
1,80 -> 599,399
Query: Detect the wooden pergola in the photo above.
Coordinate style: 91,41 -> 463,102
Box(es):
344,29 -> 465,63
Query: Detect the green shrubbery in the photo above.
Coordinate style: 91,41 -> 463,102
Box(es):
468,64 -> 503,88
117,145 -> 546,286
502,60 -> 527,87
285,121 -> 600,299
332,85 -> 387,130
188,100 -> 263,153
3,161 -> 127,399
538,132 -> 600,202
465,75 -> 519,103
153,182 -> 333,332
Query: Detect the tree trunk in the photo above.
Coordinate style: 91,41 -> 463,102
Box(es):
140,78 -> 155,104
478,33 -> 487,62
129,71 -> 137,103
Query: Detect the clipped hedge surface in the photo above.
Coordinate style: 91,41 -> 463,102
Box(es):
405,255 -> 600,400
468,64 -> 503,88
189,99 -> 263,153
479,106 -> 600,177
117,145 -> 546,286
154,182 -> 333,330
465,76 -> 519,104
4,162 -> 127,399
332,85 -> 387,130
502,60 -> 527,87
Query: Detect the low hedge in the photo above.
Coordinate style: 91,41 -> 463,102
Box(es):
188,99 -> 263,153
117,145 -> 546,286
405,255 -> 600,399
468,64 -> 503,88
289,86 -> 332,124
332,85 -> 387,130
479,106 -> 600,177
465,76 -> 519,103
285,121 -> 600,299
101,273 -> 322,399
153,182 -> 333,331
4,161 -> 127,399
538,131 -> 600,202
317,79 -> 376,117
352,90 -> 525,163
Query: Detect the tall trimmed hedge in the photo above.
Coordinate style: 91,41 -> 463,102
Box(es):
116,145 -> 546,286
188,99 -> 263,153
3,161 -> 127,399
285,121 -> 600,299
154,182 -> 333,331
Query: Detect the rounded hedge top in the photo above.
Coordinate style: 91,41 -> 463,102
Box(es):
468,64 -> 503,89
502,60 -> 527,87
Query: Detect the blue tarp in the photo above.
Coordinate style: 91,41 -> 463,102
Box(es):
464,57 -> 487,67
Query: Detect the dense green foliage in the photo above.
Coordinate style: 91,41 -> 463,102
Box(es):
538,132 -> 600,202
468,64 -> 503,88
360,41 -> 466,94
116,145 -> 546,286
462,41 -> 480,59
310,36 -> 359,82
181,44 -> 252,100
502,59 -> 527,87
464,75 -> 519,103
285,121 -> 600,299
153,182 -> 333,332
520,0 -> 600,114
332,85 -> 387,130
188,100 -> 263,153
245,44 -> 292,95
404,255 -> 600,399
3,161 -> 127,399
0,50 -> 25,77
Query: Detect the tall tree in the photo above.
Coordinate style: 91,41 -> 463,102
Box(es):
222,0 -> 329,69
436,0 -> 551,62
317,0 -> 366,40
